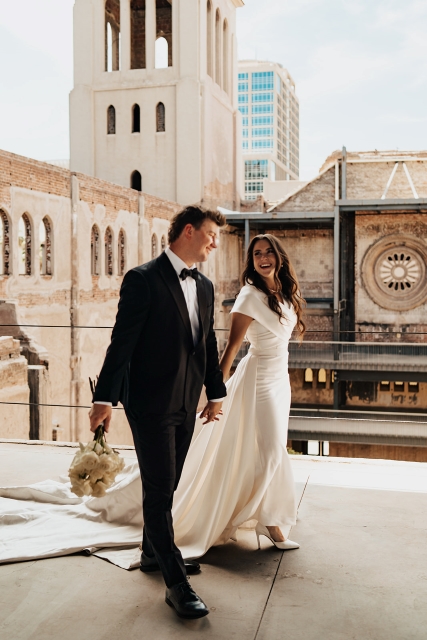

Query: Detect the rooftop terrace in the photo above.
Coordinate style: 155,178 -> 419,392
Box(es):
1,439 -> 427,639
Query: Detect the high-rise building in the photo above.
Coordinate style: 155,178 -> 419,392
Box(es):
70,0 -> 244,207
238,60 -> 300,200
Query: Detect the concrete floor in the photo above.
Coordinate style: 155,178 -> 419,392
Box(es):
1,442 -> 427,639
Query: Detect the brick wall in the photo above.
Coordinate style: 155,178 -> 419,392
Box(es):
0,150 -> 70,208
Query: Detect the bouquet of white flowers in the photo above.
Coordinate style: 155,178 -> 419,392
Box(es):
68,425 -> 125,498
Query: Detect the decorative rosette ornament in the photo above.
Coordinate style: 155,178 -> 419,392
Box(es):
68,425 -> 125,498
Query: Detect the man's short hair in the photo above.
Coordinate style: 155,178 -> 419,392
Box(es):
168,206 -> 226,244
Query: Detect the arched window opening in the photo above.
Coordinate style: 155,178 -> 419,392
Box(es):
161,235 -> 166,252
18,214 -> 32,276
156,102 -> 165,132
156,0 -> 173,67
151,234 -> 158,259
107,105 -> 116,134
118,229 -> 126,276
155,36 -> 168,69
222,19 -> 228,93
215,9 -> 221,86
304,368 -> 313,387
0,210 -> 11,276
318,368 -> 327,388
132,104 -> 140,133
105,0 -> 121,72
105,227 -> 114,276
131,170 -> 142,191
40,217 -> 52,276
207,1 -> 213,78
91,225 -> 100,276
131,0 -> 146,70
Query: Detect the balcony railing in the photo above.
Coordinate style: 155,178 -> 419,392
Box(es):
215,331 -> 427,372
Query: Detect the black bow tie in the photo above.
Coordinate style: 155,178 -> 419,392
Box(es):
180,267 -> 198,281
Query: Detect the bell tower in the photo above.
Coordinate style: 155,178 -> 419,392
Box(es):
70,0 -> 244,207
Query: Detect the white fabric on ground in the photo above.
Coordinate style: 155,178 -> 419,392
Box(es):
0,284 -> 297,569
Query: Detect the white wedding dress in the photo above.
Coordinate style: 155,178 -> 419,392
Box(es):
0,284 -> 297,567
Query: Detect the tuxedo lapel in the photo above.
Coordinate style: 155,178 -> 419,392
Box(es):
196,275 -> 208,339
157,253 -> 193,343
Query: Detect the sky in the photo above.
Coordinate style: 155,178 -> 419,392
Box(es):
0,0 -> 426,180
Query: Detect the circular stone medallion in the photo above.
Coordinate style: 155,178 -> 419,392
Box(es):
361,235 -> 427,311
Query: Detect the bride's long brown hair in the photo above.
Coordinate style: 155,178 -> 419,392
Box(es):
242,234 -> 306,339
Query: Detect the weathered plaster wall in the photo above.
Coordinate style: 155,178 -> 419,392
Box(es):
0,337 -> 29,439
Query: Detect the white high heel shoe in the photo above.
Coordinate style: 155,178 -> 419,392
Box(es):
255,523 -> 300,550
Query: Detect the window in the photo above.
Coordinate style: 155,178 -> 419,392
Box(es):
380,381 -> 390,391
245,181 -> 263,193
91,225 -> 100,275
152,234 -> 158,259
215,9 -> 221,86
161,235 -> 166,251
252,127 -> 273,137
245,159 -> 268,180
105,227 -> 114,275
242,129 -> 248,138
118,229 -> 126,276
107,105 -> 116,134
238,105 -> 248,115
304,368 -> 314,385
156,0 -> 172,67
252,104 -> 274,114
252,116 -> 273,126
40,217 -> 52,276
222,19 -> 228,93
409,382 -> 419,393
252,139 -> 273,149
0,210 -> 10,275
238,72 -> 248,80
242,140 -> 248,150
18,214 -> 32,276
156,102 -> 165,132
131,0 -> 146,69
242,117 -> 248,126
238,94 -> 248,104
105,0 -> 121,72
131,170 -> 142,191
238,82 -> 248,92
155,36 -> 168,68
207,1 -> 213,78
394,381 -> 405,392
318,369 -> 327,388
252,92 -> 274,103
132,104 -> 140,133
252,71 -> 274,91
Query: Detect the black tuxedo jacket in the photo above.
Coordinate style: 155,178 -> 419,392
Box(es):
93,252 -> 227,417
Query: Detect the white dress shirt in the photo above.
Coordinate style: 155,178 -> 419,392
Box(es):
95,247 -> 224,406
165,247 -> 200,346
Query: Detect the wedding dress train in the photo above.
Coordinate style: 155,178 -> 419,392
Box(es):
0,284 -> 297,567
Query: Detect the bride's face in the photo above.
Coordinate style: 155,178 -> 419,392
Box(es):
253,240 -> 277,282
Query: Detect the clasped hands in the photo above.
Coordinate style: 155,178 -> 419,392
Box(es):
199,400 -> 223,425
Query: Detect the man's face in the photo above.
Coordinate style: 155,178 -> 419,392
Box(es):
190,220 -> 220,263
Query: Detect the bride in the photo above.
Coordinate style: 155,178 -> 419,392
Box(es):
0,234 -> 305,569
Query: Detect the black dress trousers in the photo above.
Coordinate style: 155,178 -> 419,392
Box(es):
127,408 -> 196,588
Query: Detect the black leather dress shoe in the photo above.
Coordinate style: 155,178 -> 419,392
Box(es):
165,580 -> 209,619
140,552 -> 201,575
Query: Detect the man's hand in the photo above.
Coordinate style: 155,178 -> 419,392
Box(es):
200,401 -> 223,425
89,404 -> 113,434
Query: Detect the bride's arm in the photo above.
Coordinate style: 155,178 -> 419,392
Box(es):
220,312 -> 253,381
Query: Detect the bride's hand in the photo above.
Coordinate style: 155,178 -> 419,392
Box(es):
200,401 -> 223,425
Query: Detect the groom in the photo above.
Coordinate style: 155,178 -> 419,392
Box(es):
89,206 -> 227,619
